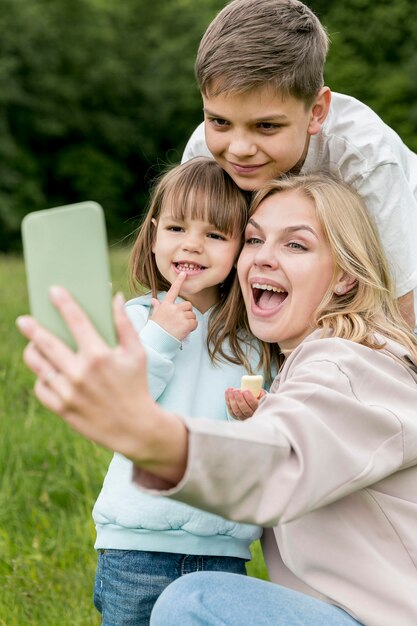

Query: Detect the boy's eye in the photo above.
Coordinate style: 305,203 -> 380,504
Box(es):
209,117 -> 230,128
257,122 -> 281,131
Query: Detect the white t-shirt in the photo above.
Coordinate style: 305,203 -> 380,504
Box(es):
182,92 -> 417,319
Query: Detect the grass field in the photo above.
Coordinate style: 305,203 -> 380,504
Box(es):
0,248 -> 267,625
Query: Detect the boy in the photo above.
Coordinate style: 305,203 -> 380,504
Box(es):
182,0 -> 417,329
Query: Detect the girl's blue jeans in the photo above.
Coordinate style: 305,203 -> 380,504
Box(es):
94,549 -> 247,626
150,571 -> 364,626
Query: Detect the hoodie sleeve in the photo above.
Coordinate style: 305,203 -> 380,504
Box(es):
137,339 -> 416,526
125,304 -> 182,400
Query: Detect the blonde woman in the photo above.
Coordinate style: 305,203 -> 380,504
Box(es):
19,174 -> 417,626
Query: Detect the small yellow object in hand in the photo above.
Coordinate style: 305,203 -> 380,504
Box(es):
240,375 -> 264,398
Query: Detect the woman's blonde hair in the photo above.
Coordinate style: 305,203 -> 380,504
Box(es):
242,173 -> 417,360
130,156 -> 274,369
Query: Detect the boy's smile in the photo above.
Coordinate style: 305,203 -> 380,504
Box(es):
203,86 -> 329,191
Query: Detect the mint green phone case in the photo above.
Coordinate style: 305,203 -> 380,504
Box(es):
21,201 -> 117,350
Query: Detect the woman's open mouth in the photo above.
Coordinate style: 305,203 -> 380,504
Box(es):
252,282 -> 288,311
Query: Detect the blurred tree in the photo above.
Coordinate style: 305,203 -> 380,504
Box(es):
0,0 -> 224,250
0,0 -> 415,251
308,0 -> 417,150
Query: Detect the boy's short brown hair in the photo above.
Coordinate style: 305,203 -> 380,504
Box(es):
196,0 -> 329,105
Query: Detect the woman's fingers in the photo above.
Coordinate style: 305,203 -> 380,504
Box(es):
23,341 -> 53,380
17,314 -> 76,374
48,286 -> 107,352
113,292 -> 145,351
34,376 -> 66,414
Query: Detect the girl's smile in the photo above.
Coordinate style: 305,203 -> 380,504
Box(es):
173,261 -> 207,274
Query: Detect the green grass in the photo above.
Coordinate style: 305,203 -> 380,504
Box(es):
0,249 -> 267,625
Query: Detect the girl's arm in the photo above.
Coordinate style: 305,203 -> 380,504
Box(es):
127,307 -> 180,401
128,273 -> 198,400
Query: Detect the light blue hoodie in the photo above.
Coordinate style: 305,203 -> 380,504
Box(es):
93,292 -> 263,559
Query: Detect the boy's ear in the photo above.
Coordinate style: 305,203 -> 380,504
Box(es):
151,218 -> 157,253
307,87 -> 331,136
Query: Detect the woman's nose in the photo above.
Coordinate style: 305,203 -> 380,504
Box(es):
253,243 -> 278,268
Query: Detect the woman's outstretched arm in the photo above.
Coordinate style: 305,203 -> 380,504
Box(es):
16,286 -> 188,487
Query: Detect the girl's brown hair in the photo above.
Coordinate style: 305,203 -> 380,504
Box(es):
130,157 -> 275,372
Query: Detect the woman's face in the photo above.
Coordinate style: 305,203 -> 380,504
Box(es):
237,189 -> 335,352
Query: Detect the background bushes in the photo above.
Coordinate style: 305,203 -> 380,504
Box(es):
0,0 -> 415,251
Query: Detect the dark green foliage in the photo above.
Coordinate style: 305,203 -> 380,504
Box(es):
0,0 -> 225,251
0,0 -> 415,252
308,0 -> 417,150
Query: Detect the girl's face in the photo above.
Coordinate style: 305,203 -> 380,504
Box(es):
237,189 -> 335,352
152,208 -> 241,313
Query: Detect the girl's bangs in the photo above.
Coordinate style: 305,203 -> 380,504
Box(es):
163,184 -> 246,237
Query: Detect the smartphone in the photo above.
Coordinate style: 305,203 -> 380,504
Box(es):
21,201 -> 117,350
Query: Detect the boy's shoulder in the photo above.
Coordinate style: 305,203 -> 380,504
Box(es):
303,91 -> 416,178
325,92 -> 399,140
181,123 -> 211,164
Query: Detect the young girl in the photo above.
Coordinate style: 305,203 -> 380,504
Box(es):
91,157 -> 273,625
18,172 -> 417,626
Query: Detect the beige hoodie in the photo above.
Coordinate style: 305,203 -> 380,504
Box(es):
138,331 -> 417,626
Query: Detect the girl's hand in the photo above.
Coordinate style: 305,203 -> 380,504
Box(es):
16,287 -> 187,484
150,272 -> 198,341
225,387 -> 266,421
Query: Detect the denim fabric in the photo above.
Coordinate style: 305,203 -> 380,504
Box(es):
94,549 -> 247,626
150,571 -> 364,626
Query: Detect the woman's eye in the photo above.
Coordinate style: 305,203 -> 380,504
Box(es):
245,237 -> 263,245
288,242 -> 307,250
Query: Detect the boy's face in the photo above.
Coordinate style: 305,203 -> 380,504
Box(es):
203,86 -> 328,192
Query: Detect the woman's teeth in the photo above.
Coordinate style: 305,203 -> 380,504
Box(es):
252,283 -> 285,293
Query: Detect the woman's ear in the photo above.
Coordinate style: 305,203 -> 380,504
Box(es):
151,218 -> 157,253
334,272 -> 357,296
